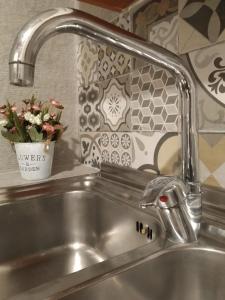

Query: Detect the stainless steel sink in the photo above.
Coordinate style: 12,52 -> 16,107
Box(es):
0,175 -> 162,299
63,244 -> 225,300
2,166 -> 225,300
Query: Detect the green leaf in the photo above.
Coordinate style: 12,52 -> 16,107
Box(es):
1,130 -> 23,143
13,112 -> 27,142
55,111 -> 62,122
28,127 -> 43,142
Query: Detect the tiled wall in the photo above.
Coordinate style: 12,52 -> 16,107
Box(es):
78,0 -> 225,189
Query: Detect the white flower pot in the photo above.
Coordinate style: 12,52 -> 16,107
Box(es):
15,142 -> 55,181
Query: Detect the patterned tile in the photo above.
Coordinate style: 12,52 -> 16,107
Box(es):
98,45 -> 131,82
199,133 -> 225,187
81,132 -> 101,168
101,132 -> 133,167
78,83 -> 100,132
97,10 -> 132,82
131,132 -> 180,175
132,0 -> 178,68
179,0 -> 225,53
149,15 -> 178,54
130,64 -> 178,132
77,38 -> 98,87
188,41 -> 225,107
111,11 -> 131,31
99,75 -> 131,132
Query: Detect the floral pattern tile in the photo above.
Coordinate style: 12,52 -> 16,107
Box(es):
179,0 -> 225,53
130,64 -> 179,132
99,75 -> 131,132
188,41 -> 225,107
101,132 -> 133,167
132,0 -> 178,68
77,38 -> 98,87
81,132 -> 101,168
149,15 -> 178,54
78,83 -> 100,132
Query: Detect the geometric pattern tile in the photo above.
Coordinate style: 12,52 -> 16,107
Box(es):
101,132 -> 133,167
98,45 -> 131,82
199,133 -> 225,188
130,64 -> 179,132
179,0 -> 225,53
97,10 -> 132,82
81,132 -> 101,169
180,0 -> 225,43
112,11 -> 131,31
78,83 -> 100,132
99,75 -> 131,132
77,38 -> 98,87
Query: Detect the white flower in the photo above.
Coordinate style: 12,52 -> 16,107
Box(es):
0,119 -> 7,127
24,112 -> 32,121
34,115 -> 42,125
29,114 -> 36,124
43,113 -> 50,122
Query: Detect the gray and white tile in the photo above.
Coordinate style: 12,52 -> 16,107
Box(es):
81,132 -> 101,168
99,75 -> 131,132
77,38 -> 98,87
101,132 -> 133,167
78,83 -> 101,132
188,41 -> 225,107
98,45 -> 131,82
149,15 -> 178,54
179,0 -> 225,53
130,64 -> 178,132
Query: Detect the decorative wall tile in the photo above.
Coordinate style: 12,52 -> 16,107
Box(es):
131,132 -> 180,175
99,75 -> 131,131
199,134 -> 225,187
149,15 -> 178,54
81,132 -> 101,168
98,45 -> 131,82
101,132 -> 133,167
179,0 -> 225,53
97,10 -> 132,82
77,38 -> 98,87
188,41 -> 225,107
132,0 -> 178,68
111,11 -> 131,31
78,83 -> 101,132
130,64 -> 178,132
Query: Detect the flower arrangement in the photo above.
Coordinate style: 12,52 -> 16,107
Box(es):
0,95 -> 65,143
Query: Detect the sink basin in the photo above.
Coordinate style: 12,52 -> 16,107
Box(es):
63,246 -> 225,300
0,177 -> 161,299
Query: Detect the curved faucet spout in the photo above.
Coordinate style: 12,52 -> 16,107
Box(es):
9,7 -> 201,236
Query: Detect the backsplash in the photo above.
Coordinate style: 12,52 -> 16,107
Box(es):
78,0 -> 225,188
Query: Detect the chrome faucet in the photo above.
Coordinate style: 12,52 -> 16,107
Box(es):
9,8 -> 201,241
140,176 -> 200,243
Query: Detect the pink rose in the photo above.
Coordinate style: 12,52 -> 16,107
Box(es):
50,99 -> 64,109
42,123 -> 55,134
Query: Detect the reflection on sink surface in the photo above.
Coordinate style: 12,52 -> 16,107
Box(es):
0,190 -> 158,299
63,246 -> 225,300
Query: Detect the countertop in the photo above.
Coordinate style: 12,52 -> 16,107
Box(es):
0,163 -> 99,188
